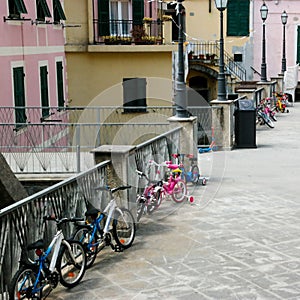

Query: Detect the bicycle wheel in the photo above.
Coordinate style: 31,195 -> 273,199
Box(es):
136,195 -> 146,222
57,240 -> 86,288
265,117 -> 275,128
171,180 -> 187,203
191,165 -> 200,184
9,266 -> 41,300
113,208 -> 136,249
147,188 -> 163,214
72,227 -> 97,269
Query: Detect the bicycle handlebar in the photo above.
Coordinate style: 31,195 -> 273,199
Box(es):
94,185 -> 131,194
43,215 -> 84,225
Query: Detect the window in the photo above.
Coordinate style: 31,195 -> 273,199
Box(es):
13,67 -> 27,127
40,66 -> 50,118
227,0 -> 249,36
110,0 -> 130,35
56,61 -> 64,107
234,54 -> 243,62
123,78 -> 147,112
98,0 -> 143,36
36,0 -> 51,21
8,0 -> 27,18
53,0 -> 66,23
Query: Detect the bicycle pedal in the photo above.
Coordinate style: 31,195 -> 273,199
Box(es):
114,244 -> 123,252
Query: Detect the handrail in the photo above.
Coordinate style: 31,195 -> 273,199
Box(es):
188,41 -> 246,81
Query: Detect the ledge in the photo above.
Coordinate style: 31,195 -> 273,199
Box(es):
87,44 -> 177,53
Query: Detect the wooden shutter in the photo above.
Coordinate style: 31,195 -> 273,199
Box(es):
98,0 -> 110,36
56,62 -> 64,107
123,78 -> 147,112
53,0 -> 66,22
297,26 -> 300,64
13,67 -> 26,126
227,0 -> 249,36
40,66 -> 49,118
132,0 -> 144,25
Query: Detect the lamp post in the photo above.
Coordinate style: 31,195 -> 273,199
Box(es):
175,0 -> 188,118
260,2 -> 268,82
281,10 -> 288,74
214,0 -> 228,101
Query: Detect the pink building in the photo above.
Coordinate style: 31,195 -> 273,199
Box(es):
0,0 -> 67,124
252,0 -> 299,82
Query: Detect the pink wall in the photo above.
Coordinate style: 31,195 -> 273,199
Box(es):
0,0 -> 67,112
253,0 -> 299,81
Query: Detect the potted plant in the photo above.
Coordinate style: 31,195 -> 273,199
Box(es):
130,25 -> 147,43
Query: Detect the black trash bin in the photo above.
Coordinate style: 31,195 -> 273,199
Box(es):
234,99 -> 257,148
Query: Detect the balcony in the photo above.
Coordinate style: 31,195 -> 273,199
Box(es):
93,19 -> 171,46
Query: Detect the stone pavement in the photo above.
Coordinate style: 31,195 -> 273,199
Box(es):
50,103 -> 300,300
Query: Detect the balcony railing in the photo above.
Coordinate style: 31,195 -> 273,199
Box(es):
188,42 -> 247,81
93,19 -> 164,45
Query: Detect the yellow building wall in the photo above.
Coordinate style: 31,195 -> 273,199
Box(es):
65,51 -> 174,107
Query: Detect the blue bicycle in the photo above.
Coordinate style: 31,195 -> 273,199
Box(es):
9,216 -> 87,300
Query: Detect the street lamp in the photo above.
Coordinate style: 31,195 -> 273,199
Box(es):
175,0 -> 188,118
214,0 -> 228,101
260,2 -> 268,82
281,10 -> 288,74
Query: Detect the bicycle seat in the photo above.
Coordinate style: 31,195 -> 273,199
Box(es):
85,207 -> 101,218
166,163 -> 180,170
27,239 -> 44,250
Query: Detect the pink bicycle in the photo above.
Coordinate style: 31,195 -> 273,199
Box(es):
148,160 -> 187,203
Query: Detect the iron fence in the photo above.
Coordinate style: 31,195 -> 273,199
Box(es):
0,160 -> 110,299
0,106 -> 212,174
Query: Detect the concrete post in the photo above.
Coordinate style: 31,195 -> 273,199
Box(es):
91,145 -> 136,208
211,99 -> 235,150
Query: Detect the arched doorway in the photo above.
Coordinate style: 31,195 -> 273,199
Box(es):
188,76 -> 209,104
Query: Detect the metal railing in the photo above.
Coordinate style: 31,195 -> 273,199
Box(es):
188,42 -> 247,81
93,19 -> 164,44
0,160 -> 110,299
0,125 -> 184,298
0,106 -> 212,174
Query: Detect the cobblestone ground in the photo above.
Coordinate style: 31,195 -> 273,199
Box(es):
50,103 -> 300,300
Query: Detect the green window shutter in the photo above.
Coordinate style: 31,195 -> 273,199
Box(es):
297,26 -> 300,64
36,0 -> 51,20
132,0 -> 144,25
98,0 -> 110,36
56,62 -> 64,107
123,78 -> 147,112
53,0 -> 66,22
13,67 -> 27,126
227,0 -> 249,36
40,66 -> 49,118
14,0 -> 27,14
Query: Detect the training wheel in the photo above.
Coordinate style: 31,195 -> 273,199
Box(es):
202,178 -> 207,186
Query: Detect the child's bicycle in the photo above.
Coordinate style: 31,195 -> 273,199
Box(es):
72,185 -> 136,269
273,92 -> 290,113
149,160 -> 187,203
9,216 -> 87,300
171,153 -> 207,186
135,169 -> 163,222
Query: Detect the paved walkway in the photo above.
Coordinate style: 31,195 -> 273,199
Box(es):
51,103 -> 300,300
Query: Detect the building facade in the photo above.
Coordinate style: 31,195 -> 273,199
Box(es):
0,0 -> 67,122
